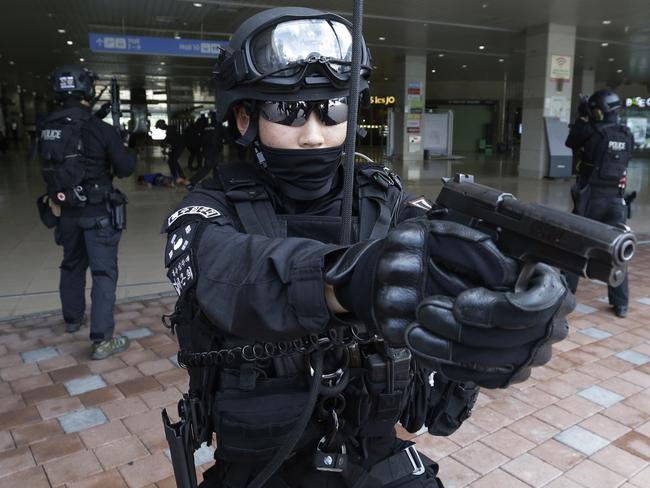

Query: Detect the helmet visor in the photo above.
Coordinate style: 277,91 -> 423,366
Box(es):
249,19 -> 353,77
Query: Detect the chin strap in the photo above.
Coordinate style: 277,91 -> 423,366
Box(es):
236,101 -> 259,148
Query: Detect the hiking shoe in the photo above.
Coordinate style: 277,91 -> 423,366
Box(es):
91,336 -> 130,360
65,315 -> 87,333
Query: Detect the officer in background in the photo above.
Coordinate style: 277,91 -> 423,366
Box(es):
162,8 -> 573,487
565,89 -> 634,317
39,65 -> 136,359
187,112 -> 224,187
155,119 -> 187,185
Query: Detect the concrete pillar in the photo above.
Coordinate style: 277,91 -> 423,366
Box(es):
394,54 -> 427,161
519,24 -> 576,178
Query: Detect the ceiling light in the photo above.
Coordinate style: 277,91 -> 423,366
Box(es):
79,57 -> 85,62
602,20 -> 611,25
160,61 -> 166,65
478,45 -> 485,50
9,60 -> 14,65
601,42 -> 608,47
57,28 -> 66,34
461,64 -> 467,68
193,2 -> 203,6
438,53 -> 445,58
608,57 -> 615,62
174,33 -> 181,39
617,69 -> 623,73
482,3 -> 488,8
157,67 -> 162,71
378,36 -> 386,41
384,77 -> 388,81
431,69 -> 436,73
498,58 -> 504,62
66,40 -> 73,45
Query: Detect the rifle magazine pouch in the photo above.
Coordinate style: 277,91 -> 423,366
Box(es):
36,194 -> 59,229
162,408 -> 198,488
213,374 -> 310,462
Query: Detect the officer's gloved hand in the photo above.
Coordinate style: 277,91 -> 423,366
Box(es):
406,263 -> 574,389
326,219 -> 518,344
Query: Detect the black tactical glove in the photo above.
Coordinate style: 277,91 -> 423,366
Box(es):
94,102 -> 111,120
326,219 -> 518,345
405,263 -> 574,388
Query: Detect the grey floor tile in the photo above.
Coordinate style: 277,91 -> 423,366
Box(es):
58,408 -> 108,433
575,304 -> 598,314
579,328 -> 612,340
636,297 -> 650,306
122,327 -> 153,339
64,374 -> 107,396
21,346 -> 60,363
554,425 -> 610,455
615,350 -> 650,366
578,385 -> 625,408
595,296 -> 610,304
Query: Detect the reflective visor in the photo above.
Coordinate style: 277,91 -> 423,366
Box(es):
250,19 -> 353,77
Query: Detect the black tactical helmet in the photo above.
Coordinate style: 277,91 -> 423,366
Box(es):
155,119 -> 167,130
49,64 -> 98,101
588,89 -> 622,121
214,7 -> 372,122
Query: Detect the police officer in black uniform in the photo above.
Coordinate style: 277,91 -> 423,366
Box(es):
156,119 -> 188,184
188,113 -> 225,187
565,89 -> 633,317
162,8 -> 573,488
40,65 -> 136,359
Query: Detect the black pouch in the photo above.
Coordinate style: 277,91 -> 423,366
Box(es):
426,373 -> 479,436
36,194 -> 59,229
213,374 -> 310,462
107,189 -> 128,230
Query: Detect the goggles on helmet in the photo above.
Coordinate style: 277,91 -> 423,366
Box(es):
259,97 -> 349,127
219,17 -> 370,92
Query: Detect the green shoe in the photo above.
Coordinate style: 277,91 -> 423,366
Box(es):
91,336 -> 130,360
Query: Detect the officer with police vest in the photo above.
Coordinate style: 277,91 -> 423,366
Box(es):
565,88 -> 634,317
40,65 -> 136,359
161,8 -> 573,487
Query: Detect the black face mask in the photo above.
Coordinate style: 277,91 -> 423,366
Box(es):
259,144 -> 343,200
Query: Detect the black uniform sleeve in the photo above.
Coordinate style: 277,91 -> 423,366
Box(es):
565,119 -> 595,151
165,189 -> 342,343
104,129 -> 136,178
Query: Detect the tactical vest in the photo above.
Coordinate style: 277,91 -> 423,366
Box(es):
39,108 -> 111,206
584,123 -> 633,189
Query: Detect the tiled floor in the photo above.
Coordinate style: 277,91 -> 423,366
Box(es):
0,244 -> 647,486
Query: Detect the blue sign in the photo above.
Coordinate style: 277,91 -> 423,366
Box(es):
89,33 -> 226,58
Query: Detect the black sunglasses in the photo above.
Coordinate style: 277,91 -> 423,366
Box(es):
258,97 -> 349,127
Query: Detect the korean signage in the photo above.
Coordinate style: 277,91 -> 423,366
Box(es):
89,33 -> 226,58
550,55 -> 572,80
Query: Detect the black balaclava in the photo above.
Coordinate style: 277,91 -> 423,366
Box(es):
257,143 -> 343,201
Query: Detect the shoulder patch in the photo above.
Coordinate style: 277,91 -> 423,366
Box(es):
167,205 -> 221,228
167,252 -> 196,296
165,222 -> 198,268
407,197 -> 433,211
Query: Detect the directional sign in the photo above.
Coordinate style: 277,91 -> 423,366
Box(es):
89,33 -> 226,58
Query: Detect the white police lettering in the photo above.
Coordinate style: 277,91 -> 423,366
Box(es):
167,206 -> 221,227
41,129 -> 62,140
168,254 -> 195,296
609,141 -> 626,151
408,197 -> 433,211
